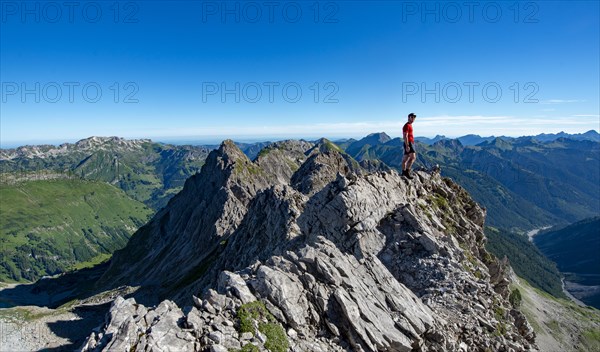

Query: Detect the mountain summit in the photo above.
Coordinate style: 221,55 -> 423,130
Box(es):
82,140 -> 536,351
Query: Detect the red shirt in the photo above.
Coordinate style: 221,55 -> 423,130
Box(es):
403,122 -> 414,143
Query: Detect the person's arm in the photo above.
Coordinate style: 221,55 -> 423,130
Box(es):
403,130 -> 409,151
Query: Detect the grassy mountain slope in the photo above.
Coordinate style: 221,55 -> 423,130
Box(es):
460,138 -> 599,224
512,274 -> 600,352
438,165 -> 558,230
416,140 -> 558,230
0,137 -> 209,283
0,178 -> 152,282
0,137 -> 209,210
485,227 -> 565,298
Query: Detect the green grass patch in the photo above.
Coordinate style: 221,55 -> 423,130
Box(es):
509,288 -> 522,308
494,306 -> 505,321
260,321 -> 289,352
238,301 -> 273,333
284,158 -> 300,172
257,147 -> 272,158
71,253 -> 112,270
428,194 -> 458,235
579,329 -> 600,351
236,301 -> 289,352
234,162 -> 263,177
493,323 -> 508,337
0,307 -> 54,323
323,140 -> 344,153
430,194 -> 450,211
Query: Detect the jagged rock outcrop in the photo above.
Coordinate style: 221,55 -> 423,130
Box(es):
290,139 -> 363,196
83,140 -> 538,351
254,140 -> 314,184
96,140 -> 281,299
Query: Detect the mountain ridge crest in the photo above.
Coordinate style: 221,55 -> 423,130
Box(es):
82,139 -> 538,352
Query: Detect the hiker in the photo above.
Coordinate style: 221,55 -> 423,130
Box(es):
402,113 -> 417,179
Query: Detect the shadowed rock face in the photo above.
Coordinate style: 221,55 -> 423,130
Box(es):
84,140 -> 537,352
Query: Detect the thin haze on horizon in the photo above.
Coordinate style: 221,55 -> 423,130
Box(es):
2,129 -> 599,150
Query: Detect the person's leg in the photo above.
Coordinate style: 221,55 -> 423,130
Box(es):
407,153 -> 416,171
402,153 -> 416,179
405,142 -> 417,172
401,154 -> 409,171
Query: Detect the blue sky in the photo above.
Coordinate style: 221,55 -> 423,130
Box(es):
1,0 -> 599,147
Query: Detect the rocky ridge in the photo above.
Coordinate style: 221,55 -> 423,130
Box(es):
81,139 -> 537,351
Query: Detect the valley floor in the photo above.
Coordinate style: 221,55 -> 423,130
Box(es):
564,275 -> 600,310
526,226 -> 552,242
513,274 -> 600,351
0,304 -> 102,351
526,226 -> 600,310
0,282 -> 115,352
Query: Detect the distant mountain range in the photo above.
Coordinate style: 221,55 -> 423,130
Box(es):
1,131 -> 597,283
412,130 -> 600,146
336,131 -> 600,230
0,136 -> 210,210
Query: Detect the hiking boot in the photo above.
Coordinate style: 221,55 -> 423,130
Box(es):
401,169 -> 408,177
405,169 -> 414,179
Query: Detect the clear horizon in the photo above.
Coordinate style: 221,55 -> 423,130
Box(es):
2,1 -> 599,146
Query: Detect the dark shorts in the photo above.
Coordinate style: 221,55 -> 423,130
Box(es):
404,142 -> 416,155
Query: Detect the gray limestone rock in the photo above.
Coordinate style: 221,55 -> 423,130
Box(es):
183,306 -> 204,331
80,140 -> 538,352
218,271 -> 257,304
